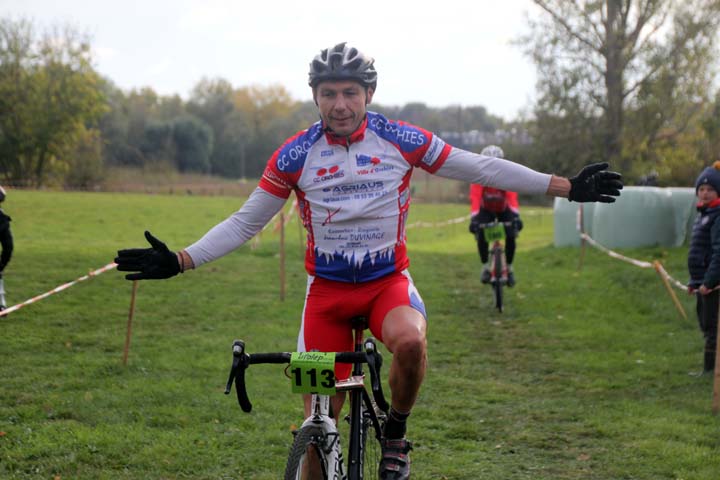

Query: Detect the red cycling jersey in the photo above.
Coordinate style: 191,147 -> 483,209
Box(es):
469,183 -> 519,215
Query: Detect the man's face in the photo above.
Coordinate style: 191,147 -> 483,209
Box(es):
314,80 -> 374,137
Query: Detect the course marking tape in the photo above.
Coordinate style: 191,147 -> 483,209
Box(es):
0,262 -> 117,317
580,233 -> 654,268
580,233 -> 688,291
406,214 -> 472,229
653,261 -> 689,292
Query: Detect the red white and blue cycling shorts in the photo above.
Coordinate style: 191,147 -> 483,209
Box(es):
298,270 -> 426,380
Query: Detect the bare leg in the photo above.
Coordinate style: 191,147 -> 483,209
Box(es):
381,305 -> 427,413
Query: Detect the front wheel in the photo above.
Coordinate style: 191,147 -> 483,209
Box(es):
285,426 -> 330,480
362,415 -> 384,479
492,247 -> 504,313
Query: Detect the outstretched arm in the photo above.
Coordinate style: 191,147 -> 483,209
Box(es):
182,187 -> 286,268
115,187 -> 287,280
435,149 -> 552,194
435,149 -> 622,202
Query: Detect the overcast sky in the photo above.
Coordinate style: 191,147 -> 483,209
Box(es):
2,0 -> 542,120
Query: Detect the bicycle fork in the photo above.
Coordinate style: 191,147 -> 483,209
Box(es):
302,395 -> 347,479
491,241 -> 508,284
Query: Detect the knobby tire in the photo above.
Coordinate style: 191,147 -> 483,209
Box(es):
361,413 -> 383,479
284,425 -> 329,480
493,247 -> 503,313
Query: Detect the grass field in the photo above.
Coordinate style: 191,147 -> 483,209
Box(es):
0,190 -> 717,479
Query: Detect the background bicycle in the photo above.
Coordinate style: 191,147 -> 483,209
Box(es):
225,317 -> 389,479
475,220 -> 515,312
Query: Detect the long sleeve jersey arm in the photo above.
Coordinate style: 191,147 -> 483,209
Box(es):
184,188 -> 286,268
436,148 -> 552,195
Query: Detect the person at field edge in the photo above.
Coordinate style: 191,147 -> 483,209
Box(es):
114,42 -> 623,479
468,145 -> 522,287
0,186 -> 13,311
687,161 -> 720,376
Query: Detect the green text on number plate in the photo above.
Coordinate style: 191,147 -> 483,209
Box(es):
290,352 -> 336,395
483,223 -> 505,243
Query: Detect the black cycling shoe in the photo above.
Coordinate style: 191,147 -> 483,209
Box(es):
480,267 -> 491,284
507,270 -> 515,287
379,437 -> 412,479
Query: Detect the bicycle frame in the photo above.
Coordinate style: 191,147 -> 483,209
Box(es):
476,220 -> 514,312
225,318 -> 388,479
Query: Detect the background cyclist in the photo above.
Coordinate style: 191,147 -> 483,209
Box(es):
469,145 -> 522,286
115,42 -> 623,480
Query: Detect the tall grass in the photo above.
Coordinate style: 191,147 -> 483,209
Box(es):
0,191 -> 716,479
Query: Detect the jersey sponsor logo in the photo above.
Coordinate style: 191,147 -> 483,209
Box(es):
355,154 -> 394,175
262,168 -> 291,189
321,181 -> 387,203
421,135 -> 446,168
321,194 -> 351,203
277,140 -> 313,172
313,165 -> 345,183
369,114 -> 427,148
349,227 -> 385,242
321,181 -> 385,195
356,154 -> 381,167
357,164 -> 395,175
320,149 -> 334,157
276,125 -> 323,172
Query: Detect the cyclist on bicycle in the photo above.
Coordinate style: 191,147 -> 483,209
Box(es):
115,42 -> 623,480
469,145 -> 522,287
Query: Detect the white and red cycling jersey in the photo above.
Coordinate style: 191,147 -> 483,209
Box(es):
184,112 -> 551,283
258,112 -> 451,283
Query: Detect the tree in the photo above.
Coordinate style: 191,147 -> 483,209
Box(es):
521,0 -> 720,178
188,78 -> 249,177
172,115 -> 213,173
64,126 -> 104,188
232,84 -> 302,178
0,18 -> 106,186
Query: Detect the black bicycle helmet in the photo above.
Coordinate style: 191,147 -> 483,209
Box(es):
308,42 -> 377,90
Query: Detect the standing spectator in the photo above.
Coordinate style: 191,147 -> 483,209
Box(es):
687,162 -> 720,375
0,186 -> 14,310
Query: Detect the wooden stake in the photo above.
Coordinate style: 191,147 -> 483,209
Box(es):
713,311 -> 720,415
652,261 -> 687,321
280,212 -> 286,301
577,205 -> 586,272
122,280 -> 139,366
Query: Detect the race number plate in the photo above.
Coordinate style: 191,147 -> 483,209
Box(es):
290,352 -> 336,395
483,223 -> 505,243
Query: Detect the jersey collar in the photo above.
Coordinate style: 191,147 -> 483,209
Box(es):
323,116 -> 368,147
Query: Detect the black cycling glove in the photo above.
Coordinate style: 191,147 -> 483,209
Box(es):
115,231 -> 181,280
469,215 -> 480,234
568,162 -> 623,203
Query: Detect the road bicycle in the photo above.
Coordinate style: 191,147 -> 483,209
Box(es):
225,316 -> 389,479
476,220 -> 514,313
